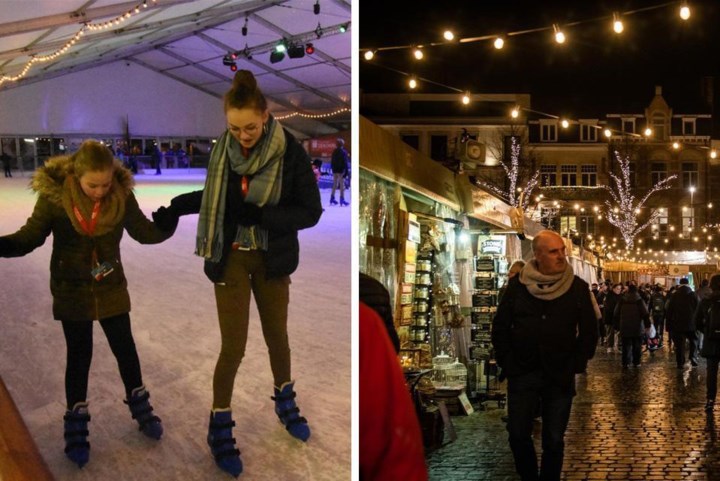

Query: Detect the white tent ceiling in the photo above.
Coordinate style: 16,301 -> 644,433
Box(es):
0,0 -> 351,138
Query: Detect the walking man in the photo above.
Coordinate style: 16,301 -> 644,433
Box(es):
330,138 -> 349,206
666,277 -> 700,368
492,230 -> 598,481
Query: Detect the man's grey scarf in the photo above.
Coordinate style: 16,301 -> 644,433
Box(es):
518,259 -> 575,301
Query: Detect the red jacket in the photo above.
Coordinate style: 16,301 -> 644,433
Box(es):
360,302 -> 428,481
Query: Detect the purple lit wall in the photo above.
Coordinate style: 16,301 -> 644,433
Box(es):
0,61 -> 225,136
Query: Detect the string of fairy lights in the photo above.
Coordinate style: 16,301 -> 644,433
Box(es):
361,0 -> 720,267
0,0 -> 159,86
0,1 -> 352,121
274,107 -> 350,121
361,0 -> 698,123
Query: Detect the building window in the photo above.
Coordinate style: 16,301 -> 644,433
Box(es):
430,135 -> 448,162
682,207 -> 695,234
651,212 -> 668,238
540,207 -> 559,230
682,162 -> 699,189
561,164 -> 577,186
622,118 -> 636,134
401,134 -> 419,150
581,165 -> 597,186
651,162 -> 667,185
540,164 -> 557,186
580,124 -> 597,142
540,122 -> 557,142
651,112 -> 667,140
578,215 -> 595,236
682,118 -> 696,136
559,215 -> 577,237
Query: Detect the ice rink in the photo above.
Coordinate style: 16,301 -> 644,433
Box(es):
0,172 -> 351,480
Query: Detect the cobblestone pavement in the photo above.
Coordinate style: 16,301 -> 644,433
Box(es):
427,343 -> 720,480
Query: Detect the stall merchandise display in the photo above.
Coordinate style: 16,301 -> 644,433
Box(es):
468,255 -> 507,407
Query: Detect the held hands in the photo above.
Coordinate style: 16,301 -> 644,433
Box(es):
0,237 -> 13,257
152,206 -> 179,232
236,202 -> 263,226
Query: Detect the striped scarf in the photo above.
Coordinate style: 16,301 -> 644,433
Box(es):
195,116 -> 286,262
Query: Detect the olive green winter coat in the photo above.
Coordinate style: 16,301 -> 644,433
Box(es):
0,155 -> 172,321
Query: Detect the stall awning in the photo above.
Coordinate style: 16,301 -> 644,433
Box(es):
360,116 -> 461,211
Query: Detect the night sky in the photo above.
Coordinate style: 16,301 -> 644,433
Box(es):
360,0 -> 720,114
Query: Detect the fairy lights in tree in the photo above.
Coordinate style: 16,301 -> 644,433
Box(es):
473,136 -> 539,210
603,150 -> 676,249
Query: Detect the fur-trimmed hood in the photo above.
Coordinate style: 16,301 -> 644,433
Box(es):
30,155 -> 134,206
31,155 -> 135,237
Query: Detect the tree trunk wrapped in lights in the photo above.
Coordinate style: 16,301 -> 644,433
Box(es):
604,151 -> 676,250
473,136 -> 540,211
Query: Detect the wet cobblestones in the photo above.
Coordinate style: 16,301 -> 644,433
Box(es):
427,345 -> 720,480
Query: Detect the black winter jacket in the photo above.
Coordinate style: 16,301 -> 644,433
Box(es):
614,292 -> 650,338
696,292 -> 720,358
174,129 -> 322,281
666,285 -> 699,332
491,276 -> 598,393
603,291 -> 621,327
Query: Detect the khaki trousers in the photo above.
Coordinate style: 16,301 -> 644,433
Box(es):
212,250 -> 291,409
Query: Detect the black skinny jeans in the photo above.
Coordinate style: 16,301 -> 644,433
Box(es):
61,313 -> 143,409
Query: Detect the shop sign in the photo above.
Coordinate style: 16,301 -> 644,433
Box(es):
479,235 -> 506,255
308,138 -> 337,158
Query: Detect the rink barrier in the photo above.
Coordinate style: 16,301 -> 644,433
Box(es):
0,376 -> 56,480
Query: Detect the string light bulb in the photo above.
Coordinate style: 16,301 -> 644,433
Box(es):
644,127 -> 653,137
511,107 -> 520,118
462,92 -> 471,105
604,128 -> 612,138
612,13 -> 624,33
413,47 -> 424,60
408,77 -> 418,89
443,30 -> 454,41
493,37 -> 504,49
364,50 -> 375,61
561,119 -> 570,129
553,24 -> 566,44
711,150 -> 717,159
680,2 -> 691,20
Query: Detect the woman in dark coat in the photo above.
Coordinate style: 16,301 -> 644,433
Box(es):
695,274 -> 720,412
153,70 -> 322,477
603,283 -> 623,352
614,283 -> 651,368
0,140 -> 170,467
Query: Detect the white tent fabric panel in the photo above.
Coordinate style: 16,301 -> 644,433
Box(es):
0,61 -> 225,137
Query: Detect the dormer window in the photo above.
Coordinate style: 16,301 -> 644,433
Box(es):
540,121 -> 558,142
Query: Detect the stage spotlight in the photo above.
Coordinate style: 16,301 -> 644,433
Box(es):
241,16 -> 248,36
288,44 -> 305,58
313,0 -> 320,15
270,50 -> 285,64
305,43 -> 315,55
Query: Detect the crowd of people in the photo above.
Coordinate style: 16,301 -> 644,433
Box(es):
592,275 -> 720,411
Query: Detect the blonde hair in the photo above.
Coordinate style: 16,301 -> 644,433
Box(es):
223,70 -> 268,113
72,140 -> 114,177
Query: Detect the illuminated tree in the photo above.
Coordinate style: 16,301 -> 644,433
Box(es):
473,136 -> 540,210
604,151 -> 676,250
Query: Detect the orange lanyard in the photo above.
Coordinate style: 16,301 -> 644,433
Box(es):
241,176 -> 249,197
73,201 -> 101,236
